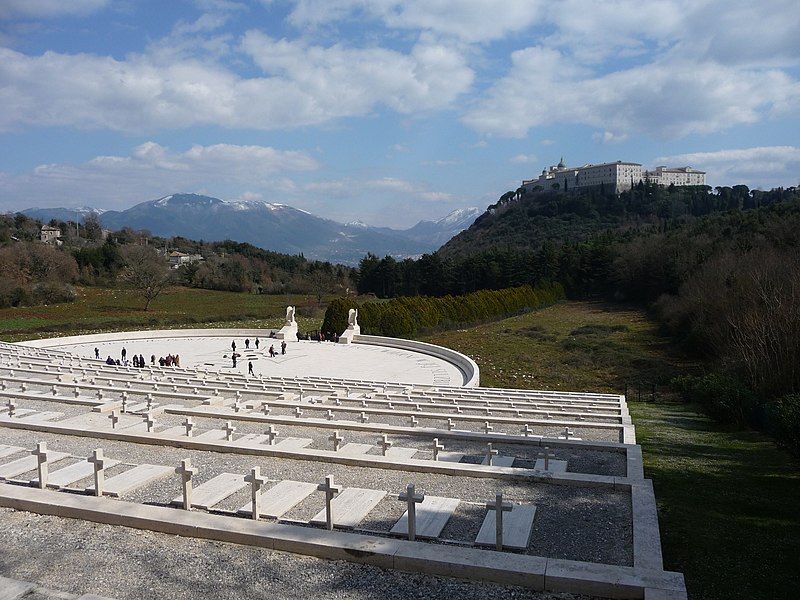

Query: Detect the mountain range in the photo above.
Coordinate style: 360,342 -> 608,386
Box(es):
22,194 -> 480,265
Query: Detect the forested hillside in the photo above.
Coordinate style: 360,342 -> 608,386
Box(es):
355,183 -> 800,453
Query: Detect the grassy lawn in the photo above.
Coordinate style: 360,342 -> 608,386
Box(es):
422,301 -> 800,600
0,286 -> 325,342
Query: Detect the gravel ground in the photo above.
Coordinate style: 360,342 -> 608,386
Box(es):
0,508 -> 602,600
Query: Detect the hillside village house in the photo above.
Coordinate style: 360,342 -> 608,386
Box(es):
522,158 -> 706,194
39,225 -> 62,246
166,250 -> 203,268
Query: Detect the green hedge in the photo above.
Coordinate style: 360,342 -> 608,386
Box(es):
321,283 -> 565,338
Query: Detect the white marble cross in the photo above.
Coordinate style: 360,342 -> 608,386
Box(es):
266,425 -> 278,445
121,394 -> 128,412
538,446 -> 554,471
398,483 -> 425,541
562,427 -> 575,439
183,417 -> 195,437
432,438 -> 444,461
224,421 -> 237,441
244,466 -> 268,520
329,430 -> 343,452
523,424 -> 533,437
109,410 -> 119,430
485,443 -> 498,466
326,409 -> 335,421
447,418 -> 455,431
484,421 -> 493,434
51,385 -> 58,395
32,441 -> 49,489
359,412 -> 369,424
146,394 -> 154,410
6,398 -> 15,417
88,448 -> 106,497
176,459 -> 197,510
486,492 -> 513,551
409,416 -> 418,428
73,387 -> 81,398
144,412 -> 155,433
379,434 -> 393,456
261,403 -> 271,416
317,475 -> 341,530
294,407 -> 303,418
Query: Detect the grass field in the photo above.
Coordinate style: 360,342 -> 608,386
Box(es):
0,286 -> 324,342
422,301 -> 800,600
3,292 -> 798,598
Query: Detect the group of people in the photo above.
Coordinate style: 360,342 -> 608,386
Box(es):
95,346 -> 180,369
230,338 -> 288,375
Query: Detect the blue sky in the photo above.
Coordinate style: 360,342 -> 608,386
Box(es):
1,0 -> 798,228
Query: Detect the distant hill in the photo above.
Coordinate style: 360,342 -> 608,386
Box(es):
22,194 -> 479,265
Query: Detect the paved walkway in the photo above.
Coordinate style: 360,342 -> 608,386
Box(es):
24,335 -> 467,387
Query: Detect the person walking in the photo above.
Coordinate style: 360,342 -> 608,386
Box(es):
248,361 -> 254,376
281,340 -> 287,355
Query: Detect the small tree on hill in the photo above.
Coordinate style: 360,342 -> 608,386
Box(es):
120,245 -> 172,311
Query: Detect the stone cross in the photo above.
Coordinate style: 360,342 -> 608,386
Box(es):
234,400 -> 242,413
244,466 -> 268,520
432,438 -> 444,461
329,431 -> 343,452
359,412 -> 369,424
224,421 -> 237,441
409,416 -> 418,428
326,409 -> 335,421
379,434 -> 393,456
265,425 -> 278,445
32,442 -> 50,489
294,407 -> 303,418
456,406 -> 463,414
398,483 -> 425,541
176,459 -> 197,510
484,421 -> 493,434
88,448 -> 106,497
387,402 -> 394,410
6,398 -> 15,417
51,385 -> 58,395
361,400 -> 368,408
562,427 -> 575,439
538,446 -> 555,471
317,475 -> 341,530
74,387 -> 81,398
414,403 -> 421,412
144,412 -> 155,433
121,394 -> 128,413
523,424 -> 533,437
334,397 -> 342,406
261,403 -> 271,416
447,418 -> 455,431
109,410 -> 119,430
146,394 -> 153,410
486,492 -> 513,551
485,407 -> 492,416
183,417 -> 195,437
485,443 -> 498,466
96,389 -> 103,400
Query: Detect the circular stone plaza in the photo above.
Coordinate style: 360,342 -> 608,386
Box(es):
0,323 -> 685,600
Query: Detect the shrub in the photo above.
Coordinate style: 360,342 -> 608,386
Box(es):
762,395 -> 800,456
672,373 -> 758,426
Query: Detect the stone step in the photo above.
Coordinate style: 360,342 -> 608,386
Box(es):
384,447 -> 418,460
238,479 -> 317,519
173,472 -> 247,510
195,429 -> 227,441
0,444 -> 25,460
87,464 -> 174,497
533,458 -> 568,473
390,496 -> 460,540
0,452 -> 70,480
310,487 -> 387,529
480,455 -> 515,467
38,458 -> 121,488
474,504 -> 537,550
336,443 -> 374,457
273,437 -> 313,450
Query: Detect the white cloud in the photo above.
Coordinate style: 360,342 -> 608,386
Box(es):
0,142 -> 319,210
283,0 -> 546,43
0,0 -> 108,19
464,46 -> 798,139
510,154 -> 538,164
655,146 -> 800,189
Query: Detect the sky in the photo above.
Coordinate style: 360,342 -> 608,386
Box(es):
0,0 -> 798,229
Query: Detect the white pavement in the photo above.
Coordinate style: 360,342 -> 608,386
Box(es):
23,335 -> 467,387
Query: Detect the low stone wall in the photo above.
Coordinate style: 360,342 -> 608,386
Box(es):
21,329 -> 277,348
353,334 -> 480,388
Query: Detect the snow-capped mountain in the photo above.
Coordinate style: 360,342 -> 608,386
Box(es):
20,194 -> 480,265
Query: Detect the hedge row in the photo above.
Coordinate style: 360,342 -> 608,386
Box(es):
321,283 -> 565,339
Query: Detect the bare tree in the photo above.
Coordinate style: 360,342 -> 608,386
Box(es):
120,245 -> 172,311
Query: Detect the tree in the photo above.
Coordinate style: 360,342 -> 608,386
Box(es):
120,245 -> 172,310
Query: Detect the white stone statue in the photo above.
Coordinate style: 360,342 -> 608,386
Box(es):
347,308 -> 358,329
285,306 -> 296,325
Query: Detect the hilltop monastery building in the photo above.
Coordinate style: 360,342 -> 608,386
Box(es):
522,158 -> 706,194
